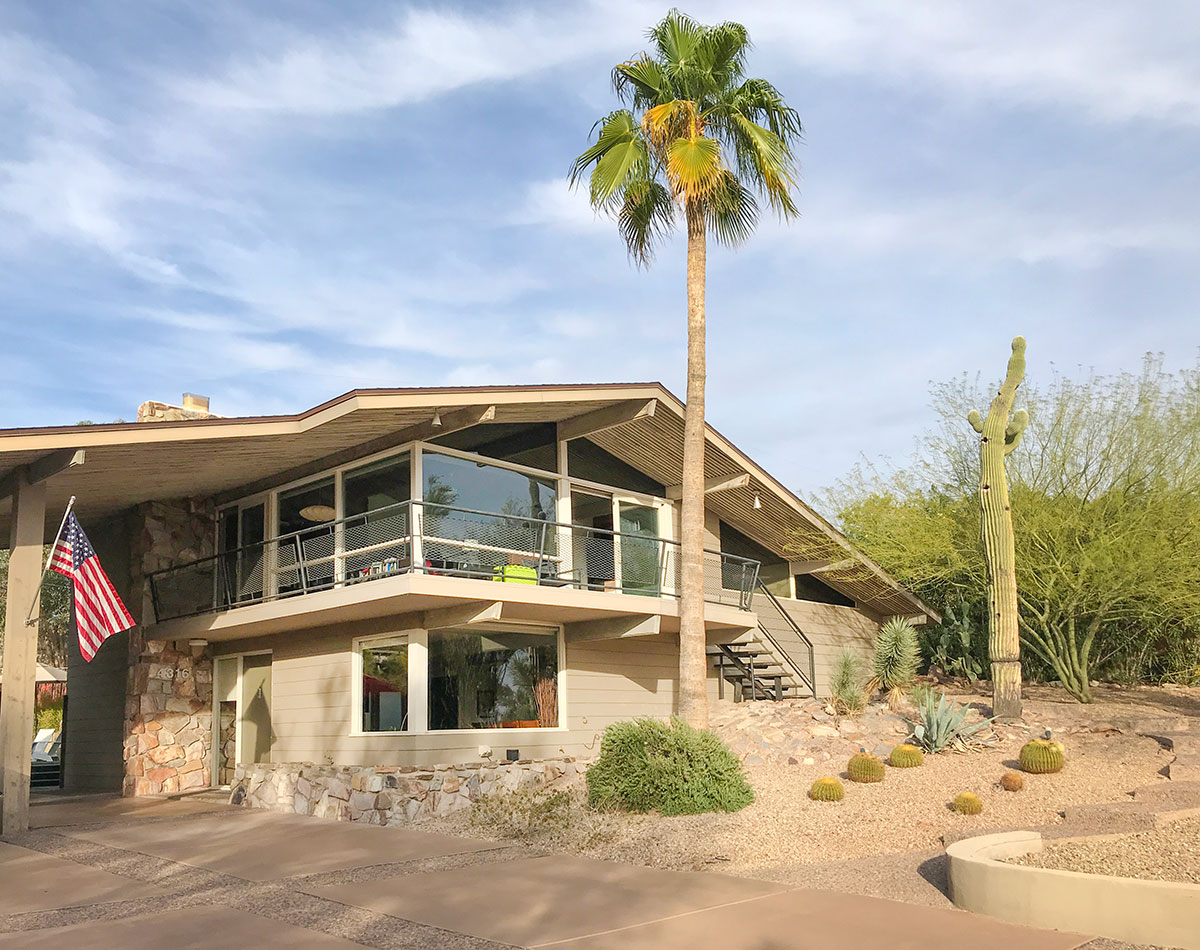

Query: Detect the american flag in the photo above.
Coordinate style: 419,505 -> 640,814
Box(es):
50,512 -> 134,661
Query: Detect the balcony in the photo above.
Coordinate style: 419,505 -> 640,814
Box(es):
147,501 -> 761,632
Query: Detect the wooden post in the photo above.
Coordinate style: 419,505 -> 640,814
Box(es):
1,473 -> 47,834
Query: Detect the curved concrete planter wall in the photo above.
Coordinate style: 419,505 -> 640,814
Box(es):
947,830 -> 1200,950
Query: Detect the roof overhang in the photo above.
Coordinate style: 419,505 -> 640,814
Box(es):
0,383 -> 937,622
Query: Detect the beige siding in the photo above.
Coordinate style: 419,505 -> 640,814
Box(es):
214,614 -> 682,768
773,598 -> 880,698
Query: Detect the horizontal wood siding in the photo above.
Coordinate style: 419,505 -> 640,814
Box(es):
215,618 -> 683,768
773,598 -> 880,698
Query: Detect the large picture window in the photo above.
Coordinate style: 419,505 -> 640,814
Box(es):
427,627 -> 559,730
360,637 -> 409,732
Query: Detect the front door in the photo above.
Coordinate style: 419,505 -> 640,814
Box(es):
213,652 -> 273,786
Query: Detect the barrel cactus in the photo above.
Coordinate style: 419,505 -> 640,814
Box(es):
1019,739 -> 1064,774
889,744 -> 924,768
809,777 -> 844,802
999,772 -> 1024,792
847,752 -> 886,784
952,792 -> 983,815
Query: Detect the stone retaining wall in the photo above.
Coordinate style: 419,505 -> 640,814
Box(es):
229,758 -> 580,824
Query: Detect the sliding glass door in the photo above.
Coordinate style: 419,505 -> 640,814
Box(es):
618,502 -> 661,596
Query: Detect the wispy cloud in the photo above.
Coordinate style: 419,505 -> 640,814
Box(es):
3,1 -> 1199,489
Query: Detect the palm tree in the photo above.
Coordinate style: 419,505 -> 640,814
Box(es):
570,10 -> 802,727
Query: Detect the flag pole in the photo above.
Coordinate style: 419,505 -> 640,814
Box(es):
24,495 -> 76,627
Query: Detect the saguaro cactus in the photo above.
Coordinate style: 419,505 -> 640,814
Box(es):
968,337 -> 1028,720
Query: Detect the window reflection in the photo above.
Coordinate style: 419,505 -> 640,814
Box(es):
427,627 -> 558,730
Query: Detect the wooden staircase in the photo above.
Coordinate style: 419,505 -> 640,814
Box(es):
708,582 -> 816,702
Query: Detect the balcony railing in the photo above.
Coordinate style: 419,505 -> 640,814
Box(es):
147,501 -> 761,624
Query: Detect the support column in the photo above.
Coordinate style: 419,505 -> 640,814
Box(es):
1,475 -> 47,834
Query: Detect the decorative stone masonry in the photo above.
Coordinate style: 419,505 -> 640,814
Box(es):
229,758 -> 580,824
122,640 -> 213,796
123,496 -> 217,796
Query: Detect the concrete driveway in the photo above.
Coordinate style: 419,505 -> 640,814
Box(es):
0,794 -> 1090,949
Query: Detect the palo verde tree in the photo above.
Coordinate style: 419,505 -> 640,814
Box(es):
570,10 -> 802,727
831,355 -> 1200,703
967,337 -> 1029,719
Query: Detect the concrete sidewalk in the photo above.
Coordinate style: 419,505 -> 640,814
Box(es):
0,794 -> 1091,949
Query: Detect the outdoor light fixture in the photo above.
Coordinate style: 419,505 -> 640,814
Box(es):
431,409 -> 442,427
753,492 -> 762,510
300,505 -> 337,523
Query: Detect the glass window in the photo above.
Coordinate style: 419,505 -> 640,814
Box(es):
421,450 -> 556,519
276,478 -> 336,594
360,637 -> 408,732
427,627 -> 559,730
343,454 -> 410,516
343,455 -> 412,581
420,451 -> 558,580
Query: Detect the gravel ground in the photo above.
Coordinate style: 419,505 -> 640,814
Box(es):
430,727 -> 1171,876
1011,815 -> 1200,884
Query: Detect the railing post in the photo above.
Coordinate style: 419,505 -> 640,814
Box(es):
411,501 -> 423,574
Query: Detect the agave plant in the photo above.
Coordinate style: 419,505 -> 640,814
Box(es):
866,616 -> 919,708
908,690 -> 994,753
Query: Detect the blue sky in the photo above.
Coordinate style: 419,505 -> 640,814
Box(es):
2,1 -> 1198,502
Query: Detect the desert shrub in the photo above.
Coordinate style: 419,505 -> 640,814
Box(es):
868,617 -> 919,707
829,650 -> 866,716
908,690 -> 993,753
586,717 -> 754,816
468,788 -> 616,849
34,700 -> 63,735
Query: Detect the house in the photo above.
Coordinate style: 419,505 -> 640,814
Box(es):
0,384 -> 935,799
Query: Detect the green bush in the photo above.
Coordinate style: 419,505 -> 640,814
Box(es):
34,700 -> 63,735
586,717 -> 754,816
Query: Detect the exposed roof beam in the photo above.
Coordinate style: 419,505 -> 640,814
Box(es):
665,472 -> 750,501
557,399 -> 656,442
789,557 -> 855,576
565,614 -> 662,643
0,449 -> 84,503
423,601 -> 503,629
214,405 -> 496,505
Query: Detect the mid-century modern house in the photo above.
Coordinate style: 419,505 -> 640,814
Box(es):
0,385 -> 935,798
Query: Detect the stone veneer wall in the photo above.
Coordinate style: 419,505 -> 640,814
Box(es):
230,758 -> 580,824
123,498 -> 216,796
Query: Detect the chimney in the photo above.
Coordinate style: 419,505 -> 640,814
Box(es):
137,393 -> 220,423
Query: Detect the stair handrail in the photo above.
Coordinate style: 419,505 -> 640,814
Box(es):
753,582 -> 817,696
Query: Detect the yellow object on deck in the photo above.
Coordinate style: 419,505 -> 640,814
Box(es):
492,564 -> 538,584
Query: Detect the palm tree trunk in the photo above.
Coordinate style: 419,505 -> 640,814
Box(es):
678,200 -> 708,728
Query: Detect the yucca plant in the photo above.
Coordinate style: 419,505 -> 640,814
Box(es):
866,616 -> 919,709
828,649 -> 866,716
908,690 -> 995,753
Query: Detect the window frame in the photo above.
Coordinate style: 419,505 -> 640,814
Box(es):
349,622 -> 567,738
